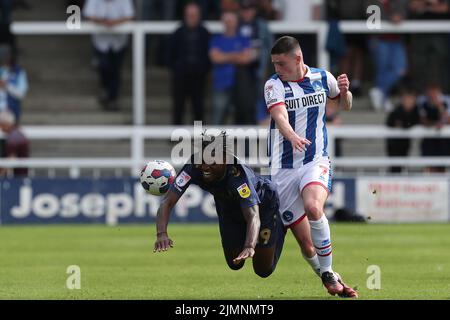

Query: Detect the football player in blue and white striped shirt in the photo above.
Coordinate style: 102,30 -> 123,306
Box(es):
265,36 -> 357,298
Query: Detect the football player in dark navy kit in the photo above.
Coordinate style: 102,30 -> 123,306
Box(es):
154,133 -> 286,277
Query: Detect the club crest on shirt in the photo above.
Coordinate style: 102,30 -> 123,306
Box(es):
312,80 -> 323,92
237,183 -> 251,199
176,171 -> 191,187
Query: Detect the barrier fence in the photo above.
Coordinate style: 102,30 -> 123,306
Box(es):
1,125 -> 450,177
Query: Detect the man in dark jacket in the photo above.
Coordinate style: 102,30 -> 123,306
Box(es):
386,88 -> 420,173
169,2 -> 210,125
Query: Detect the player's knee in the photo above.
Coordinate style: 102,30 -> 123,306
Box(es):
304,200 -> 322,219
254,267 -> 274,278
227,260 -> 245,271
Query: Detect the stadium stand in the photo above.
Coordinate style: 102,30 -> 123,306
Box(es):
0,0 -> 447,176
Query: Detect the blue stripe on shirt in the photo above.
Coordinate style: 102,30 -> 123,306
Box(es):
281,111 -> 296,168
322,111 -> 328,157
320,70 -> 329,96
304,107 -> 319,165
298,78 -> 315,94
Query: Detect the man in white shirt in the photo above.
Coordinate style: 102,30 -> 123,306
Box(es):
83,0 -> 135,111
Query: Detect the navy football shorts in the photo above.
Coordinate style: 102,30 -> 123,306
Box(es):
218,183 -> 285,250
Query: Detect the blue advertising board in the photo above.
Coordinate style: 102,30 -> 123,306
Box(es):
0,178 -> 356,225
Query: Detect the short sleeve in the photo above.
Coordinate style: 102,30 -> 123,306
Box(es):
169,164 -> 195,197
264,79 -> 285,111
326,71 -> 340,99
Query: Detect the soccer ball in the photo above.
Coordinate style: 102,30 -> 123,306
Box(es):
140,160 -> 176,196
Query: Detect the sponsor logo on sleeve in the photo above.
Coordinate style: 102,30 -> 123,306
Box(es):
176,171 -> 191,187
237,183 -> 251,199
265,85 -> 274,100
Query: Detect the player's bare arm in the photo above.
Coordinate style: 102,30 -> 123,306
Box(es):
337,74 -> 353,111
154,190 -> 180,253
233,205 -> 260,264
269,106 -> 311,152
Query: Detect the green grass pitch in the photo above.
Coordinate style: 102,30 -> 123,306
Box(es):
0,223 -> 449,299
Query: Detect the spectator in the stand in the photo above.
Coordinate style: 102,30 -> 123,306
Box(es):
169,2 -> 210,125
209,10 -> 253,124
0,109 -> 29,177
386,88 -> 421,173
409,0 -> 450,93
0,44 -> 28,123
83,0 -> 135,111
238,0 -> 273,125
418,83 -> 450,172
368,0 -> 408,113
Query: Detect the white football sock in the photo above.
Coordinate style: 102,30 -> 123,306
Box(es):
302,253 -> 321,276
309,215 -> 333,275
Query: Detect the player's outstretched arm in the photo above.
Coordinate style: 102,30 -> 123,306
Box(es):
337,74 -> 353,111
270,106 -> 311,152
233,205 -> 261,264
154,190 -> 180,253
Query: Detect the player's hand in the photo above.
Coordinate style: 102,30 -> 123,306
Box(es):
153,232 -> 174,253
337,74 -> 350,95
288,133 -> 311,152
233,247 -> 255,265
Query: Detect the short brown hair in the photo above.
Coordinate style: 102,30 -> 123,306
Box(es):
271,36 -> 300,55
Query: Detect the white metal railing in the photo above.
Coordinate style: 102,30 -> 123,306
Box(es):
10,20 -> 450,126
1,125 -> 450,177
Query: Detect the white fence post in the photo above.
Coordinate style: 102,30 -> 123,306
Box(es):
131,127 -> 145,177
317,22 -> 330,70
133,26 -> 146,126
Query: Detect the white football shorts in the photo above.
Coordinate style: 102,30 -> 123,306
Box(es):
271,156 -> 332,227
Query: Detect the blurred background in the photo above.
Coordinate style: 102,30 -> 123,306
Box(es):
0,0 -> 449,225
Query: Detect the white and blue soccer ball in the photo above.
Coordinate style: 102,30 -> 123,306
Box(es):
140,160 -> 176,196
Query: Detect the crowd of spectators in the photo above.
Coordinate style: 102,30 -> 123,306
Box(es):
1,0 -> 450,175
